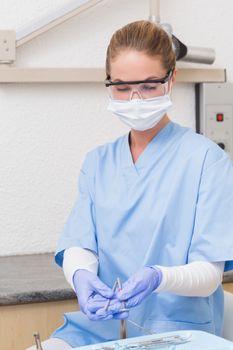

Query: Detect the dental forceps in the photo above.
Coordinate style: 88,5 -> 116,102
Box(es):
104,278 -> 155,338
104,278 -> 127,339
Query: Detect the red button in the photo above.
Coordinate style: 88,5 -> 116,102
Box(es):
216,113 -> 224,122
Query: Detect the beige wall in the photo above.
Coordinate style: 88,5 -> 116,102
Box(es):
0,0 -> 233,256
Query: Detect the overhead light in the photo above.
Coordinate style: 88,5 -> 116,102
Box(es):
149,0 -> 215,64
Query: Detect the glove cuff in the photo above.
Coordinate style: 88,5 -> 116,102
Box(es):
63,247 -> 98,290
147,265 -> 163,291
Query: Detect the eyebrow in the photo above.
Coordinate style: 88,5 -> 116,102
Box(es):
112,76 -> 160,82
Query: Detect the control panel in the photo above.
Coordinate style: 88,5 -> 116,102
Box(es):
199,83 -> 233,159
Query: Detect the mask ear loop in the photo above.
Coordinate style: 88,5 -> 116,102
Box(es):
167,68 -> 175,96
165,79 -> 173,96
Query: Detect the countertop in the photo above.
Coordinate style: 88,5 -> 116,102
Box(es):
0,253 -> 76,306
0,253 -> 232,306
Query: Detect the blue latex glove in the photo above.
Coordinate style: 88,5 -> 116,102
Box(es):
116,266 -> 162,308
88,294 -> 129,320
73,269 -> 114,321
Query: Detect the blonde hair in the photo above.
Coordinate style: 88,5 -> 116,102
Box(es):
106,20 -> 176,78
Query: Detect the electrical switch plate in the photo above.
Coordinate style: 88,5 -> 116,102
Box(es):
0,30 -> 16,63
199,83 -> 233,159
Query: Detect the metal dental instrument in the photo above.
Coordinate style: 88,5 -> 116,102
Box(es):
104,278 -> 127,339
126,332 -> 192,347
127,319 -> 154,335
105,278 -> 156,338
94,332 -> 192,350
104,280 -> 118,311
115,278 -> 152,337
33,332 -> 44,350
117,278 -> 127,339
104,278 -> 191,342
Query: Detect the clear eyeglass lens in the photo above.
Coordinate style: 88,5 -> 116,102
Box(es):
109,82 -> 167,100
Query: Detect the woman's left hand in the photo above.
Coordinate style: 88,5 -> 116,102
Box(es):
116,266 -> 162,308
90,267 -> 162,317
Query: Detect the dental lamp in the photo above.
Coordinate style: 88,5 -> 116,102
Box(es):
149,0 -> 215,64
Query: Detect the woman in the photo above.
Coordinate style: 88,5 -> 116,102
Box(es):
27,20 -> 233,350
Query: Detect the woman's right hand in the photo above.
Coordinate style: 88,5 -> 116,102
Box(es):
73,269 -> 114,320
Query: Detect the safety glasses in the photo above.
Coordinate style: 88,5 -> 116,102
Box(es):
105,69 -> 173,100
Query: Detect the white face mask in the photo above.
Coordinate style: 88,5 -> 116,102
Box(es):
107,94 -> 172,131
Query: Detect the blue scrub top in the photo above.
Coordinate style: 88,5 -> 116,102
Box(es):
53,122 -> 233,347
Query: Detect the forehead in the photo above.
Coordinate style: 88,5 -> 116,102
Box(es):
110,50 -> 166,81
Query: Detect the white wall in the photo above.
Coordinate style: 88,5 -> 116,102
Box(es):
0,0 -> 232,256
